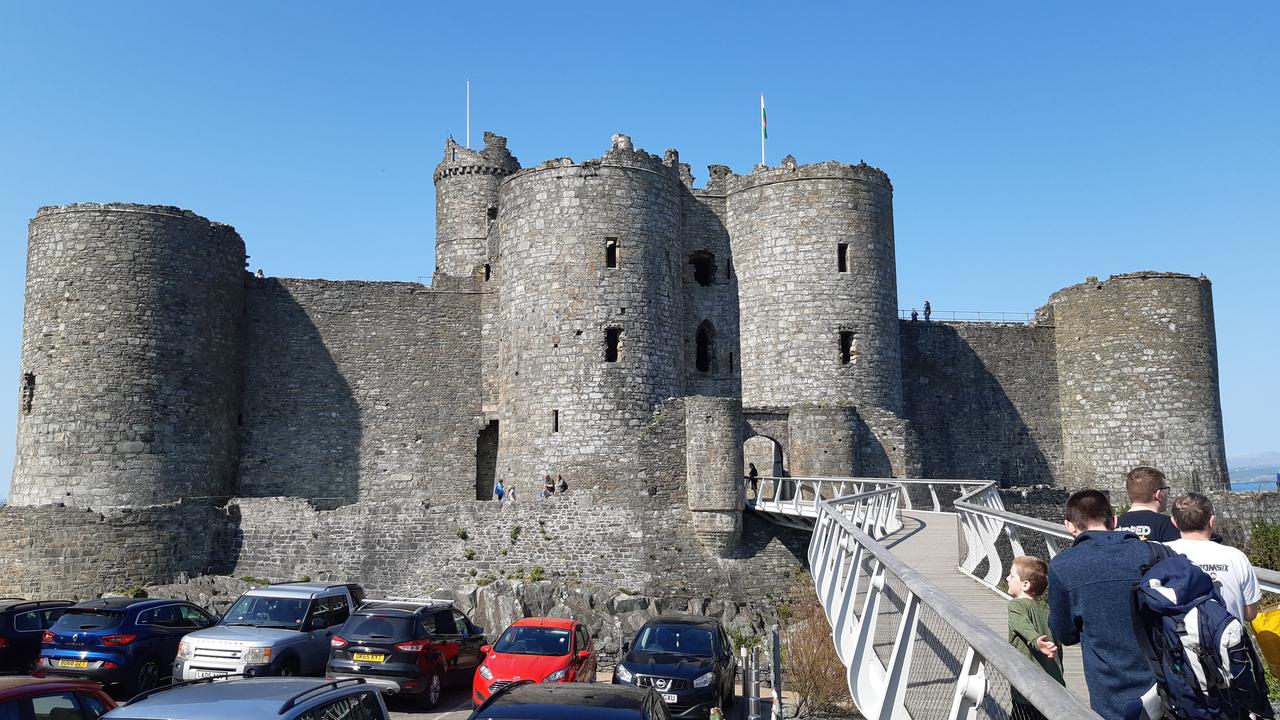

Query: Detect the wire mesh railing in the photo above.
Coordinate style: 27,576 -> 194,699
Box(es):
808,484 -> 1101,720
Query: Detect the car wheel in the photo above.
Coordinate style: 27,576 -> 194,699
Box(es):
418,669 -> 444,710
129,658 -> 161,696
277,660 -> 298,677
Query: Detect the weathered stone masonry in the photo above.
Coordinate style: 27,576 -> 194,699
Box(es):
4,131 -> 1234,602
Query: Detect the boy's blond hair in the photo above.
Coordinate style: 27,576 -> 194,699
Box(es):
1012,556 -> 1048,597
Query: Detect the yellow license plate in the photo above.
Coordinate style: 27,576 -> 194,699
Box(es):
352,653 -> 385,663
59,660 -> 90,669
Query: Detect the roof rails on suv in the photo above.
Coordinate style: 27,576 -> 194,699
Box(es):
124,672 -> 252,705
278,678 -> 369,714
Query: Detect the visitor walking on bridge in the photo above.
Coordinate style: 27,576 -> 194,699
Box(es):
1047,489 -> 1160,720
1006,556 -> 1064,720
1167,492 -> 1261,623
1115,466 -> 1179,542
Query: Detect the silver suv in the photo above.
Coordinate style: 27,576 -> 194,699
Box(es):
174,582 -> 364,680
104,677 -> 388,720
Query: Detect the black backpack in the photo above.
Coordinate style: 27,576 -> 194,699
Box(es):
1131,543 -> 1273,720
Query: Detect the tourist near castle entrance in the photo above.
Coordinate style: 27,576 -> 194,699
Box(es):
2,131 -> 1257,720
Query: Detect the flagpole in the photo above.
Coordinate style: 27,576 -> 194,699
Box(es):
760,93 -> 765,166
466,80 -> 471,149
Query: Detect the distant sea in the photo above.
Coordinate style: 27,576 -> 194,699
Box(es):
1227,451 -> 1280,493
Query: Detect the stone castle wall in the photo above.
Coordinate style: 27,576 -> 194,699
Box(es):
238,279 -> 483,505
901,321 -> 1062,484
12,205 -> 246,508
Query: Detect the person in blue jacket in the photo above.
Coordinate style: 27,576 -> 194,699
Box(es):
1047,489 -> 1159,720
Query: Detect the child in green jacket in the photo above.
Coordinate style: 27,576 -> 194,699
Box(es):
1007,556 -> 1065,720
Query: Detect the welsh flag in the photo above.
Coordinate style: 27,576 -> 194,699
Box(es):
761,94 -> 768,140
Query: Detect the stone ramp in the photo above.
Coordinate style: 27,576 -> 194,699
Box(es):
887,511 -> 1089,703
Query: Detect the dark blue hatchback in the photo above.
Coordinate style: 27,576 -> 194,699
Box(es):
39,597 -> 216,696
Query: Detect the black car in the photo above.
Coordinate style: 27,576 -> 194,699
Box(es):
470,682 -> 672,720
0,599 -> 74,673
326,598 -> 485,709
612,616 -> 737,719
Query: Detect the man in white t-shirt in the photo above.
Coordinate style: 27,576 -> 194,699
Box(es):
1166,492 -> 1261,622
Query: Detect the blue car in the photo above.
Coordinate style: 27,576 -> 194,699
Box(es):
39,597 -> 216,695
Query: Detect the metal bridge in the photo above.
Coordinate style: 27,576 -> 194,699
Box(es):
748,477 -> 1280,720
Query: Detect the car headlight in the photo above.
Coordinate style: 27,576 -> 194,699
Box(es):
242,647 -> 273,665
693,671 -> 715,688
615,664 -> 633,683
478,664 -> 493,680
543,668 -> 568,683
178,641 -> 193,659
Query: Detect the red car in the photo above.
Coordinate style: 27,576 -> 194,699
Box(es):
0,676 -> 116,719
472,618 -> 597,705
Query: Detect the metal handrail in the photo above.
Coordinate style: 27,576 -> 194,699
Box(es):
898,309 -> 1034,323
953,481 -> 1280,595
809,485 -> 1101,720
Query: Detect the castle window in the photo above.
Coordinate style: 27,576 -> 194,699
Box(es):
20,373 -> 34,415
728,352 -> 734,372
726,258 -> 734,279
605,238 -> 618,269
837,243 -> 849,273
689,252 -> 715,286
839,331 -> 855,365
487,206 -> 498,220
696,321 -> 716,372
605,327 -> 621,362
483,263 -> 491,281
552,409 -> 560,433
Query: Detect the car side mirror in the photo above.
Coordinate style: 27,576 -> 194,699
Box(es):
309,617 -> 327,631
481,645 -> 492,654
472,624 -> 484,636
577,650 -> 591,660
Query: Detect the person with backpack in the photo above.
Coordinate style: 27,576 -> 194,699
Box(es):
1132,509 -> 1273,720
1166,492 -> 1262,623
1047,489 -> 1160,719
494,479 -> 507,503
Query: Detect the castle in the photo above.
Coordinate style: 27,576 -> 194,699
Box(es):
0,131 -> 1229,599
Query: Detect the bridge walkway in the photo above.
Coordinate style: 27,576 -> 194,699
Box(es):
886,511 -> 1089,702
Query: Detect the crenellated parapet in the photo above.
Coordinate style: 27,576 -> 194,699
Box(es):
727,158 -> 893,195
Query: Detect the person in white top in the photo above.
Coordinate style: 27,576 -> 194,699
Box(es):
1166,492 -> 1261,622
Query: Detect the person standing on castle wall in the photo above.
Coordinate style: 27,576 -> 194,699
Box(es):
1115,466 -> 1180,542
557,474 -> 568,494
910,308 -> 918,322
494,479 -> 506,503
747,463 -> 759,499
923,300 -> 931,321
542,475 -> 556,499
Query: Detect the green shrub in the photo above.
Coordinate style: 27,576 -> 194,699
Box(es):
529,566 -> 545,582
477,574 -> 496,587
510,525 -> 522,543
240,576 -> 269,586
1247,519 -> 1280,571
464,548 -> 476,561
456,528 -> 469,540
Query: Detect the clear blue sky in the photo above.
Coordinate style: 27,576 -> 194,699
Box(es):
2,2 -> 1276,499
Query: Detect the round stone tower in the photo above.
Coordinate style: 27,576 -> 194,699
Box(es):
726,159 -> 902,413
433,132 -> 520,279
1049,272 -> 1228,494
685,396 -> 745,557
11,203 -> 247,508
495,135 -> 684,486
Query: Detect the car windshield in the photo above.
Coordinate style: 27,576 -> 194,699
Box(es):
52,610 -> 124,631
633,625 -> 715,657
221,596 -> 311,629
342,614 -> 416,639
493,626 -> 571,656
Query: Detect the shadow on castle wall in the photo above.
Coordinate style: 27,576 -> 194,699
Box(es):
236,279 -> 361,507
900,321 -> 1060,486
